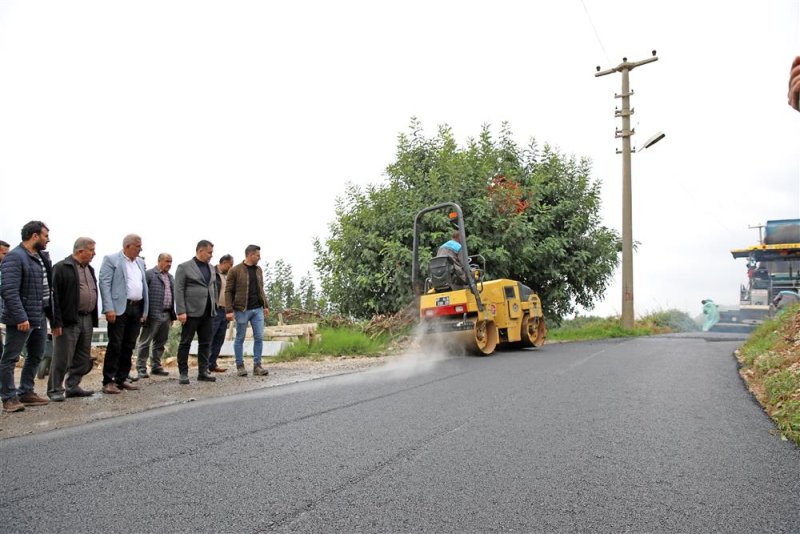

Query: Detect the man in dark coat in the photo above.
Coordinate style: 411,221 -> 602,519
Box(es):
174,240 -> 218,385
47,237 -> 99,401
0,221 -> 55,413
0,239 -> 11,376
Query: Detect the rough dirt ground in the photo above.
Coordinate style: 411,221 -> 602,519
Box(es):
0,355 -> 390,440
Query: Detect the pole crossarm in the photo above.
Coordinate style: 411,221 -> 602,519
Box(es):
595,55 -> 659,77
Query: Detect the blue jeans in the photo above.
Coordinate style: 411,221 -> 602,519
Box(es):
233,308 -> 264,366
209,307 -> 229,369
1,320 -> 47,401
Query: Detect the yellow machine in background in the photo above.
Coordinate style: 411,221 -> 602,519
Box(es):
412,202 -> 546,355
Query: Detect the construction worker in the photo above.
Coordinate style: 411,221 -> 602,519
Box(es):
701,299 -> 720,332
436,231 -> 467,286
773,290 -> 800,313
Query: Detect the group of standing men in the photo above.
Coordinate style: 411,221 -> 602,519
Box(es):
0,221 -> 271,414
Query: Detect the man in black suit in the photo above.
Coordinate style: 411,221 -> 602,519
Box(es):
174,240 -> 217,385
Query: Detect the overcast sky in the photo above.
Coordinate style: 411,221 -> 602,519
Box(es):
0,1 -> 798,319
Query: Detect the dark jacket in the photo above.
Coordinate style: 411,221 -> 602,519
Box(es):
51,255 -> 99,329
175,259 -> 216,318
145,267 -> 177,322
436,242 -> 467,284
0,244 -> 55,329
225,262 -> 267,312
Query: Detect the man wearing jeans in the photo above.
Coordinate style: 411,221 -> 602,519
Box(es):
225,245 -> 269,377
208,254 -> 234,373
0,221 -> 54,412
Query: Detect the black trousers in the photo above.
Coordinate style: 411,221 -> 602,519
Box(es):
176,310 -> 212,376
103,301 -> 143,386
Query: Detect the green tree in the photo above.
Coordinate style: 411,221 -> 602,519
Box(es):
263,259 -> 296,312
314,119 -> 621,320
298,272 -> 318,311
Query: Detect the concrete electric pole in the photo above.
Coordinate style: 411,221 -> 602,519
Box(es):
595,51 -> 658,329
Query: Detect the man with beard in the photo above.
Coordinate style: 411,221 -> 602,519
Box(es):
0,221 -> 55,412
225,245 -> 269,377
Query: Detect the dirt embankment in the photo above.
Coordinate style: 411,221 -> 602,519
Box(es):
1,355 -> 389,440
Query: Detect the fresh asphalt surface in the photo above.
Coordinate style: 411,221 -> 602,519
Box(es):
1,333 -> 798,533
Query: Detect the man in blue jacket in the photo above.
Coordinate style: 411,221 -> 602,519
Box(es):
0,221 -> 55,413
0,239 -> 11,371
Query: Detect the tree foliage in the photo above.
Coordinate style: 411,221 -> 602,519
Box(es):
264,260 -> 323,320
314,119 -> 621,320
297,271 -> 322,312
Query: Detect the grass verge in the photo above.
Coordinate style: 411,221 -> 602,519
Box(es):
548,309 -> 698,342
274,327 -> 391,362
737,305 -> 800,445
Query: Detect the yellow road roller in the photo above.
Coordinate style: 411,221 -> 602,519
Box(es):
412,202 -> 547,355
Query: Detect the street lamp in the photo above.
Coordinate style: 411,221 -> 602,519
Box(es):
640,131 -> 665,151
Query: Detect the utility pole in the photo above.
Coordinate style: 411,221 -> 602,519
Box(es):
748,223 -> 765,244
596,51 -> 658,330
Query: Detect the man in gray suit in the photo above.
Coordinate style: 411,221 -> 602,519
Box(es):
174,240 -> 217,385
98,234 -> 149,394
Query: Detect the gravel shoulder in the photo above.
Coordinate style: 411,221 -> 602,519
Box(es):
0,355 -> 391,439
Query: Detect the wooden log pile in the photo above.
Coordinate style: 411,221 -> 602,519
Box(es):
264,323 -> 320,344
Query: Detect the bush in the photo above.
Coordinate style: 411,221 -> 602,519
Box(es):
641,309 -> 699,332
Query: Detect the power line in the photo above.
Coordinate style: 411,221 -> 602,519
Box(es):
580,0 -> 610,64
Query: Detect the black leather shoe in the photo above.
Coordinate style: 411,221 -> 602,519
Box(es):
65,388 -> 95,398
197,372 -> 217,382
178,374 -> 190,385
151,367 -> 169,376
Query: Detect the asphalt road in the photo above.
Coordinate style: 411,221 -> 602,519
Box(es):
1,333 -> 798,533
